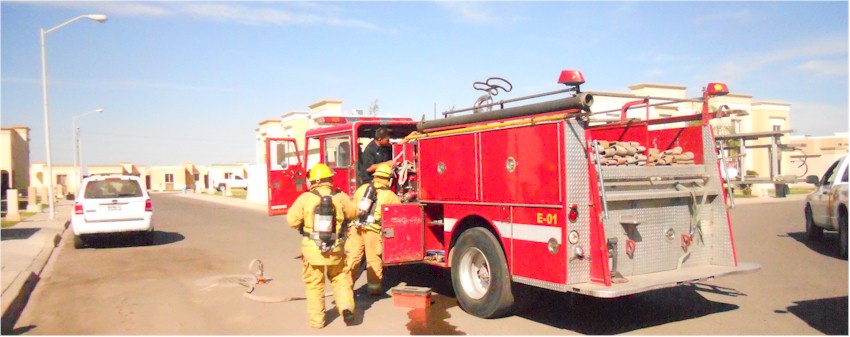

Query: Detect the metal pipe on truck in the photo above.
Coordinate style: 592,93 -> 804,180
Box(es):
417,93 -> 594,132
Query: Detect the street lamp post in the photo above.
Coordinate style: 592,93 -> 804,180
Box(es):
72,108 -> 104,186
40,14 -> 107,219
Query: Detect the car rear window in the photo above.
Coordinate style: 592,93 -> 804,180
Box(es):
84,180 -> 143,199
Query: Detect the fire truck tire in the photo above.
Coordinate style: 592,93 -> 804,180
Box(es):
451,227 -> 514,318
805,204 -> 822,240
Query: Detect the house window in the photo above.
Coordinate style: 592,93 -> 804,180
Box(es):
225,172 -> 232,179
56,174 -> 67,186
193,173 -> 200,182
165,174 -> 174,183
773,125 -> 781,132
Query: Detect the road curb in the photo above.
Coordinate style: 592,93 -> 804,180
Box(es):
0,219 -> 69,333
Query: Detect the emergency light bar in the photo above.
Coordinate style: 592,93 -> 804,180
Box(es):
705,82 -> 729,96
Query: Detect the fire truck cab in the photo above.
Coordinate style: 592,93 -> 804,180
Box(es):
267,71 -> 760,319
265,116 -> 418,215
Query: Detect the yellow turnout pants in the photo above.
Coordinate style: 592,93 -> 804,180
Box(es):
344,227 -> 384,294
302,261 -> 355,328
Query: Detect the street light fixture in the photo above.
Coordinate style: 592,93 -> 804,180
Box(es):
73,108 -> 105,186
41,14 -> 108,219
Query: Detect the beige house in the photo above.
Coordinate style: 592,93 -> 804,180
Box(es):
1,126 -> 30,193
149,165 -> 193,192
87,164 -> 124,176
30,163 -> 77,198
787,133 -> 849,182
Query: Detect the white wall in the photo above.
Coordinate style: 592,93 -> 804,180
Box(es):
246,164 -> 268,204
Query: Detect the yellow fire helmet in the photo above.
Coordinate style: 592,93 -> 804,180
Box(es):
373,163 -> 393,179
309,163 -> 334,182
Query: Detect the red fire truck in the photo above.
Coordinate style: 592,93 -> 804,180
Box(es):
266,70 -> 759,318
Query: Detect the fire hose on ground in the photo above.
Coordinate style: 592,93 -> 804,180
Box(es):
203,259 -> 332,303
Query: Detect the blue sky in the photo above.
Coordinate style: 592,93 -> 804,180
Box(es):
2,1 -> 848,166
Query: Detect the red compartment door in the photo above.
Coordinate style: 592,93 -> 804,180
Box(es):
382,204 -> 424,265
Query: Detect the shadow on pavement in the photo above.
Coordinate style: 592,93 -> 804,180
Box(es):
81,230 -> 184,249
7,324 -> 36,335
1,228 -> 40,241
382,264 -> 742,334
786,231 -> 844,260
780,296 -> 848,335
513,284 -> 739,334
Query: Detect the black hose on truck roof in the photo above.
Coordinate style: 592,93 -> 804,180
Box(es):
417,92 -> 593,132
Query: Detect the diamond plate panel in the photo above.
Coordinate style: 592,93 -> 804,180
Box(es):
703,126 -> 736,266
604,199 -> 714,276
565,120 -> 591,284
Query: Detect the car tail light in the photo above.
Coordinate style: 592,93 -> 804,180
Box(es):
145,199 -> 152,212
74,202 -> 83,215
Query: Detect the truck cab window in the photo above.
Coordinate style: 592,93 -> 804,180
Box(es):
324,136 -> 352,168
821,160 -> 840,187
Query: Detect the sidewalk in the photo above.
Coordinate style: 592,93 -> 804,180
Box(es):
1,201 -> 72,333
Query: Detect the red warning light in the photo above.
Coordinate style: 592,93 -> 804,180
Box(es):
558,70 -> 585,86
706,82 -> 729,96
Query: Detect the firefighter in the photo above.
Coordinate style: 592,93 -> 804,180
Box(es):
356,127 -> 418,186
345,163 -> 401,296
356,127 -> 394,186
286,163 -> 358,329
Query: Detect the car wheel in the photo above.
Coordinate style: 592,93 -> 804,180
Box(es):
450,227 -> 514,318
73,234 -> 85,249
217,183 -> 226,192
839,209 -> 847,259
805,205 -> 822,240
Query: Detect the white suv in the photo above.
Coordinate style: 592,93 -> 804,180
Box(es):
805,155 -> 849,258
72,175 -> 153,248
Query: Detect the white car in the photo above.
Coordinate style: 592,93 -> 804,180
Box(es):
72,175 -> 154,248
805,155 -> 849,258
212,175 -> 248,191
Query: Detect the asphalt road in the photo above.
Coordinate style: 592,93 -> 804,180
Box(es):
11,193 -> 848,335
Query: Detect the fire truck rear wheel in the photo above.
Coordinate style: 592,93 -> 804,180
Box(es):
451,227 -> 514,318
805,204 -> 822,240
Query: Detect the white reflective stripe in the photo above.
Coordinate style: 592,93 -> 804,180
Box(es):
444,218 -> 458,232
446,218 -> 561,244
494,222 -> 562,244
494,221 -> 511,239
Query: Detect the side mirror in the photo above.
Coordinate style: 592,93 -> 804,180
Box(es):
805,175 -> 820,186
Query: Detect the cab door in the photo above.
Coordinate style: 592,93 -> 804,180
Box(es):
266,138 -> 306,216
812,159 -> 842,225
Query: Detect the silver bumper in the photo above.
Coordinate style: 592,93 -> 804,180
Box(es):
567,262 -> 761,298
